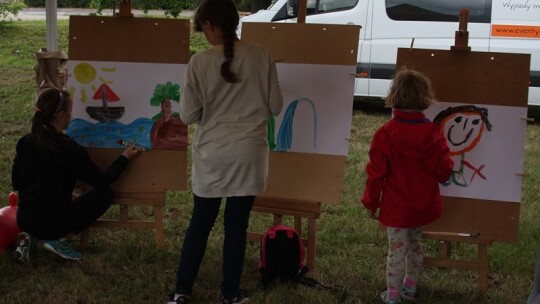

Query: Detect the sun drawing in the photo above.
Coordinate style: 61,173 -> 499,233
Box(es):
73,62 -> 96,84
70,62 -> 116,103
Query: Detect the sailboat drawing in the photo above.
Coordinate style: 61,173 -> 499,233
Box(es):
86,83 -> 125,122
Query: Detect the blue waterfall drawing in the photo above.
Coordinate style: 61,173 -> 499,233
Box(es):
276,97 -> 318,152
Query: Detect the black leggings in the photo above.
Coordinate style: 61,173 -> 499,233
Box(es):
70,187 -> 114,234
17,186 -> 114,240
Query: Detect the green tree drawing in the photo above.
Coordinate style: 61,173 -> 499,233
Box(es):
150,81 -> 180,121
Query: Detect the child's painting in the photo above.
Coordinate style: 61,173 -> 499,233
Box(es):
66,60 -> 188,151
67,60 -> 355,156
271,63 -> 355,156
425,101 -> 527,203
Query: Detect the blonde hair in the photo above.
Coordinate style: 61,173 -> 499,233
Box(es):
386,67 -> 435,110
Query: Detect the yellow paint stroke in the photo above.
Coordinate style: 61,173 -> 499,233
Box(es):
101,67 -> 116,72
73,62 -> 97,84
99,76 -> 114,85
69,86 -> 76,100
81,87 -> 87,103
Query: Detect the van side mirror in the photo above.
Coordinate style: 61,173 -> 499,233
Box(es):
287,0 -> 298,17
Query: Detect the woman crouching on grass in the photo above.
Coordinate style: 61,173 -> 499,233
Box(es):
12,88 -> 139,262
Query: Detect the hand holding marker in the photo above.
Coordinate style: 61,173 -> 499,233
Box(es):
116,139 -> 146,151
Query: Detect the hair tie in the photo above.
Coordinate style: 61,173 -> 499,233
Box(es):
55,91 -> 65,113
35,107 -> 42,113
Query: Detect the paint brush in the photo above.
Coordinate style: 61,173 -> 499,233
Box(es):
116,139 -> 146,151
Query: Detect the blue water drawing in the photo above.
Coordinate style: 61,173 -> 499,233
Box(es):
276,97 -> 318,152
67,118 -> 153,149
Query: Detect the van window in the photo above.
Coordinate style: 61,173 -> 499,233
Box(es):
310,0 -> 359,14
267,0 -> 281,10
386,0 -> 491,23
274,0 -> 359,20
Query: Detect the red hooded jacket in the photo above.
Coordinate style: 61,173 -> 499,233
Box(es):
361,110 -> 454,228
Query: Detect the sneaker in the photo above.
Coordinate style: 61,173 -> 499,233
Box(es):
401,286 -> 416,301
42,239 -> 83,260
13,232 -> 34,263
221,290 -> 249,304
167,293 -> 189,304
380,290 -> 400,304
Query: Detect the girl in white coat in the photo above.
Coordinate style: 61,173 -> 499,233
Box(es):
168,0 -> 283,303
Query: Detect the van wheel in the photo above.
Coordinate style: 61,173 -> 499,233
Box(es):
353,97 -> 390,113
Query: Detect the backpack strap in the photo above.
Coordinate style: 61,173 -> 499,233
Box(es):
299,276 -> 347,303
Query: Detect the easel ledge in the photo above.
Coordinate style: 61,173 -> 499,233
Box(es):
422,231 -> 493,294
79,189 -> 167,249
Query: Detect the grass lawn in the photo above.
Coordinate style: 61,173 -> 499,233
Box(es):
1,19 -> 540,304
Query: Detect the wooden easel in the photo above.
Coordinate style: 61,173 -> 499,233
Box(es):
423,10 -> 492,292
248,1 -> 320,269
242,1 -> 360,270
79,189 -> 166,249
78,1 -> 151,249
398,9 -> 529,294
422,232 -> 493,293
68,2 -> 190,249
420,10 -> 489,294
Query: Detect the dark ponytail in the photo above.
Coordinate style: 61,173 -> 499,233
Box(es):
220,23 -> 237,83
31,88 -> 71,152
194,0 -> 240,83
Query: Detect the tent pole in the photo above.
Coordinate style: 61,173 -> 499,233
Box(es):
46,0 -> 58,51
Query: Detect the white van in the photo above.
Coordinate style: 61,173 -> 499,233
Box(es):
239,0 -> 540,106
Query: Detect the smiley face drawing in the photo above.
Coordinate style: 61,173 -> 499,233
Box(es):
433,105 -> 492,187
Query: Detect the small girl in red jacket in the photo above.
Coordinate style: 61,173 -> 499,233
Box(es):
361,67 -> 454,304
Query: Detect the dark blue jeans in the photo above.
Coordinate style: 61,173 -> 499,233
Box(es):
175,194 -> 255,298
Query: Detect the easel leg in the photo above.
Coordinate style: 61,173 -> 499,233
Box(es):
79,228 -> 90,250
273,213 -> 283,225
439,240 -> 452,258
307,217 -> 317,270
119,205 -> 128,221
478,244 -> 489,294
294,216 -> 302,235
154,205 -> 165,248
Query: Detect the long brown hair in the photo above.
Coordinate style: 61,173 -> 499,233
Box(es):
31,88 -> 71,152
194,0 -> 239,83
